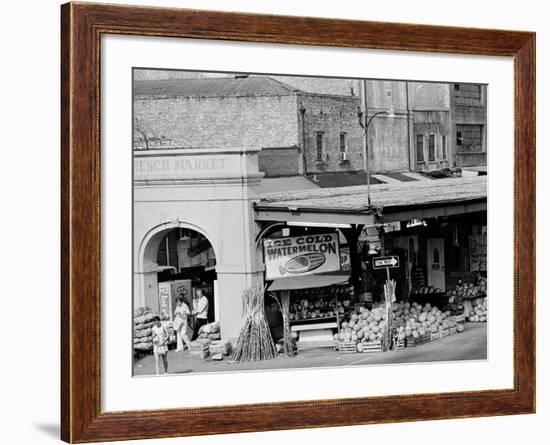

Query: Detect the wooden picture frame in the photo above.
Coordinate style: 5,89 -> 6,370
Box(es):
61,2 -> 535,442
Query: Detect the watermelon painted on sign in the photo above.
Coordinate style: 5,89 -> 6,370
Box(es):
263,233 -> 341,280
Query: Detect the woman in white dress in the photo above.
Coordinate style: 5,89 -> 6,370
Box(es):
173,296 -> 192,351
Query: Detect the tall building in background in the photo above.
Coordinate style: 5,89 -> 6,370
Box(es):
133,70 -> 486,181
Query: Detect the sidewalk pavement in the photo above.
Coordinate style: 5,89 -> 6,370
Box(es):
133,322 -> 487,376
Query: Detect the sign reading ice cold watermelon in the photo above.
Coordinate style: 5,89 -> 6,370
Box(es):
263,233 -> 340,280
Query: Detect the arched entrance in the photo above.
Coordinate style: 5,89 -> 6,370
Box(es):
135,221 -> 219,324
133,147 -> 266,341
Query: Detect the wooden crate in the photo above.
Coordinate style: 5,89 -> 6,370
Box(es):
449,326 -> 458,335
406,332 -> 431,347
360,340 -> 383,353
392,337 -> 406,350
337,340 -> 358,353
209,340 -> 232,356
190,339 -> 211,358
441,328 -> 450,338
189,348 -> 210,359
430,331 -> 442,341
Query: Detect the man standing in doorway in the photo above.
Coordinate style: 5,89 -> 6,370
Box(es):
192,287 -> 209,340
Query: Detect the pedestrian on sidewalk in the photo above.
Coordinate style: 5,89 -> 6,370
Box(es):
151,316 -> 169,375
174,295 -> 192,351
191,288 -> 209,340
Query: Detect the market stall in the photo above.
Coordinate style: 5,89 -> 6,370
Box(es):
267,274 -> 352,351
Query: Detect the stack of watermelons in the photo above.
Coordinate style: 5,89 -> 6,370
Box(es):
469,297 -> 488,322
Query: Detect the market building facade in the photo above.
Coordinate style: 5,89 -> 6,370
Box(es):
133,144 -> 486,344
133,147 -> 267,340
132,72 -> 488,350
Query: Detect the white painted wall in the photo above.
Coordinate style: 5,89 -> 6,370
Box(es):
134,147 -> 265,340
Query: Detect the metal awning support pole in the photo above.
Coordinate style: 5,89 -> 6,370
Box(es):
358,79 -> 388,208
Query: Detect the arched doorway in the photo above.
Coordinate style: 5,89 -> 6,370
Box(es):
135,222 -> 218,324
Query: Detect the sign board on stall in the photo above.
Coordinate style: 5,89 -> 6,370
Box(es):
340,246 -> 351,272
263,233 -> 341,280
158,282 -> 172,320
372,255 -> 400,269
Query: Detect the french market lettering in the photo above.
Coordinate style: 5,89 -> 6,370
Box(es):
264,233 -> 341,280
134,157 -> 227,174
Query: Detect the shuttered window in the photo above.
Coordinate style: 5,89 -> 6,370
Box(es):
416,134 -> 424,163
428,134 -> 436,162
316,132 -> 324,161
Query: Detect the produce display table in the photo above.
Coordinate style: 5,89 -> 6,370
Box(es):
291,319 -> 338,350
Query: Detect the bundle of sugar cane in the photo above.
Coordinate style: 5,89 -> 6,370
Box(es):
269,289 -> 294,356
231,285 -> 277,362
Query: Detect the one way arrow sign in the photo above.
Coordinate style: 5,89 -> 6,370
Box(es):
372,255 -> 400,269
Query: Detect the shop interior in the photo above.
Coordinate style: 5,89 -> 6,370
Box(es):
155,228 -> 217,322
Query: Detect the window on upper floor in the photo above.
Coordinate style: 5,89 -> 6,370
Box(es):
416,134 -> 424,163
428,134 -> 436,162
339,132 -> 347,153
456,124 -> 483,152
316,132 -> 324,161
453,83 -> 482,105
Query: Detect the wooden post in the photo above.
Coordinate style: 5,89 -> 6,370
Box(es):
270,290 -> 293,357
335,294 -> 341,344
280,290 -> 293,356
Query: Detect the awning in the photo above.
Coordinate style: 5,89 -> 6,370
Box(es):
255,176 -> 486,224
267,274 -> 350,292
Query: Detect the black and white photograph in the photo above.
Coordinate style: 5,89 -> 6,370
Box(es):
132,69 -> 488,377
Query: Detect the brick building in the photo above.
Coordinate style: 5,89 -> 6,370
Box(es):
450,83 -> 487,168
133,72 -> 486,180
276,76 -> 486,172
133,75 -> 366,178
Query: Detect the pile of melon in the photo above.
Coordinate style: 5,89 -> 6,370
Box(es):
333,306 -> 387,344
468,297 -> 488,322
392,301 -> 462,341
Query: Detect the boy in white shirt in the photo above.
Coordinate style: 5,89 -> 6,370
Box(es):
151,316 -> 169,375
